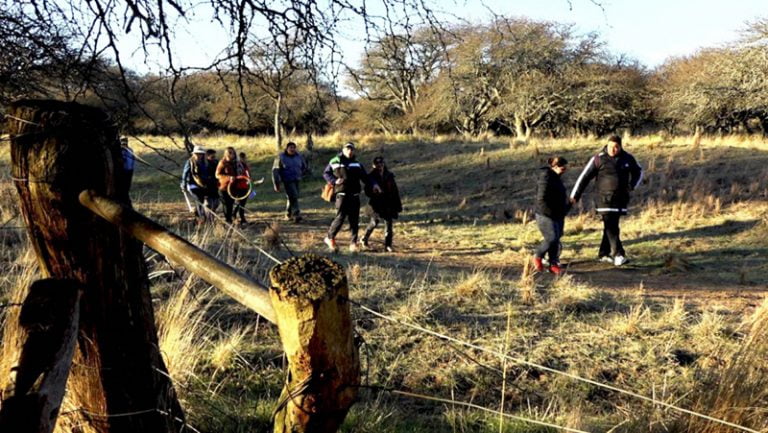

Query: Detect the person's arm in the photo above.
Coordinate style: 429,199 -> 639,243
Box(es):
272,155 -> 282,190
181,160 -> 190,188
629,155 -> 643,191
570,155 -> 598,202
392,176 -> 403,213
322,161 -> 337,184
359,164 -> 381,192
536,169 -> 550,208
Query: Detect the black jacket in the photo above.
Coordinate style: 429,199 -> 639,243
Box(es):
535,166 -> 569,220
570,148 -> 643,214
323,153 -> 375,195
365,169 -> 403,219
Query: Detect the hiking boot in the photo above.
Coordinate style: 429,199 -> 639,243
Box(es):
549,263 -> 564,276
324,237 -> 338,252
614,255 -> 628,266
599,256 -> 614,264
349,243 -> 360,253
533,257 -> 544,272
293,215 -> 303,223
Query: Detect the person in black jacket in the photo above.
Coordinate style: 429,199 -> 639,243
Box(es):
570,135 -> 643,266
322,142 -> 380,252
534,156 -> 570,275
362,156 -> 403,252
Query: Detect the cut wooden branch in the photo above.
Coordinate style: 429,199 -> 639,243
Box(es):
0,279 -> 81,433
79,190 -> 277,323
8,99 -> 185,433
269,255 -> 360,433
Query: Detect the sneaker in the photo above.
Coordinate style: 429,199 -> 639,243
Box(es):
533,257 -> 544,272
349,243 -> 360,253
548,263 -> 564,276
614,255 -> 628,266
599,256 -> 614,264
324,237 -> 338,252
385,246 -> 394,253
360,240 -> 370,250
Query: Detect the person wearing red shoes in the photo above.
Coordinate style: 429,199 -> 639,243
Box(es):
533,156 -> 570,275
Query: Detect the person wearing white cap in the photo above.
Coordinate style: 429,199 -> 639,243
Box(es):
181,145 -> 216,220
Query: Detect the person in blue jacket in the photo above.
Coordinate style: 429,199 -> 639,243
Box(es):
272,141 -> 309,222
570,135 -> 643,266
181,145 -> 215,220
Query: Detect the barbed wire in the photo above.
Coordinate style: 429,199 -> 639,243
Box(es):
360,384 -> 592,433
349,299 -> 761,433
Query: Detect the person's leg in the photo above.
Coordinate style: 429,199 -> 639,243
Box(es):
606,213 -> 625,257
384,217 -> 394,247
548,219 -> 564,264
535,214 -> 557,259
285,181 -> 301,218
191,188 -> 207,218
362,213 -> 379,245
327,195 -> 347,240
599,214 -> 612,258
237,197 -> 248,223
348,195 -> 361,244
220,191 -> 234,223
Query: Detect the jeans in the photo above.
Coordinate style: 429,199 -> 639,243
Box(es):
599,213 -> 625,258
284,181 -> 301,217
535,213 -> 564,264
363,213 -> 393,247
327,194 -> 360,243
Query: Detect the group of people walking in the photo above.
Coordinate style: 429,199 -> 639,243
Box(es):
534,135 -> 643,275
172,134 -> 641,263
181,146 -> 253,225
178,140 -> 403,252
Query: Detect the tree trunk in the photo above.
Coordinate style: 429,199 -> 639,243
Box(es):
0,279 -> 81,433
513,114 -> 528,143
275,93 -> 284,150
269,255 -> 359,433
8,99 -> 185,433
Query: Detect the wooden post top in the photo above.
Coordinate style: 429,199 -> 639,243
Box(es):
269,254 -> 346,302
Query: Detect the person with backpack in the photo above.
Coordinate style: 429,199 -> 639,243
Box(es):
181,145 -> 216,220
272,141 -> 308,222
362,156 -> 402,252
533,156 -> 570,275
323,142 -> 380,252
570,135 -> 643,266
216,147 -> 251,225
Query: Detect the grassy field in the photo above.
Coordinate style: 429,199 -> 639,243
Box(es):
1,133 -> 767,432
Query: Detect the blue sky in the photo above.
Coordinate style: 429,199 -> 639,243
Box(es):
118,0 -> 767,74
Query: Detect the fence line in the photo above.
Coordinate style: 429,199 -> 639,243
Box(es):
351,300 -> 760,433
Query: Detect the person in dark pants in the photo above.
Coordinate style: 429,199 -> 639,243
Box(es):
323,142 -> 380,252
272,141 -> 308,222
570,135 -> 643,266
533,157 -> 570,275
181,145 -> 214,221
204,149 -> 220,211
362,156 -> 402,252
216,147 -> 251,225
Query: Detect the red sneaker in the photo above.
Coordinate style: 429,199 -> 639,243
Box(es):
533,257 -> 544,272
549,264 -> 564,276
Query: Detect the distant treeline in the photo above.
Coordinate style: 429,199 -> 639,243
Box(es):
3,16 -> 767,139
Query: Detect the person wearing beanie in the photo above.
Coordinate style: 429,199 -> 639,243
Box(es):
322,142 -> 380,252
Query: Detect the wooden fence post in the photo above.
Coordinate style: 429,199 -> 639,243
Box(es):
0,279 -> 81,433
7,99 -> 185,433
269,254 -> 360,433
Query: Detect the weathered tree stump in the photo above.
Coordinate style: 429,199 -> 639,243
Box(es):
269,255 -> 360,433
7,100 -> 184,433
0,279 -> 81,433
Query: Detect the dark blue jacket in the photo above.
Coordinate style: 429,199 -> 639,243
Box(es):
535,166 -> 568,220
323,153 -> 376,195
